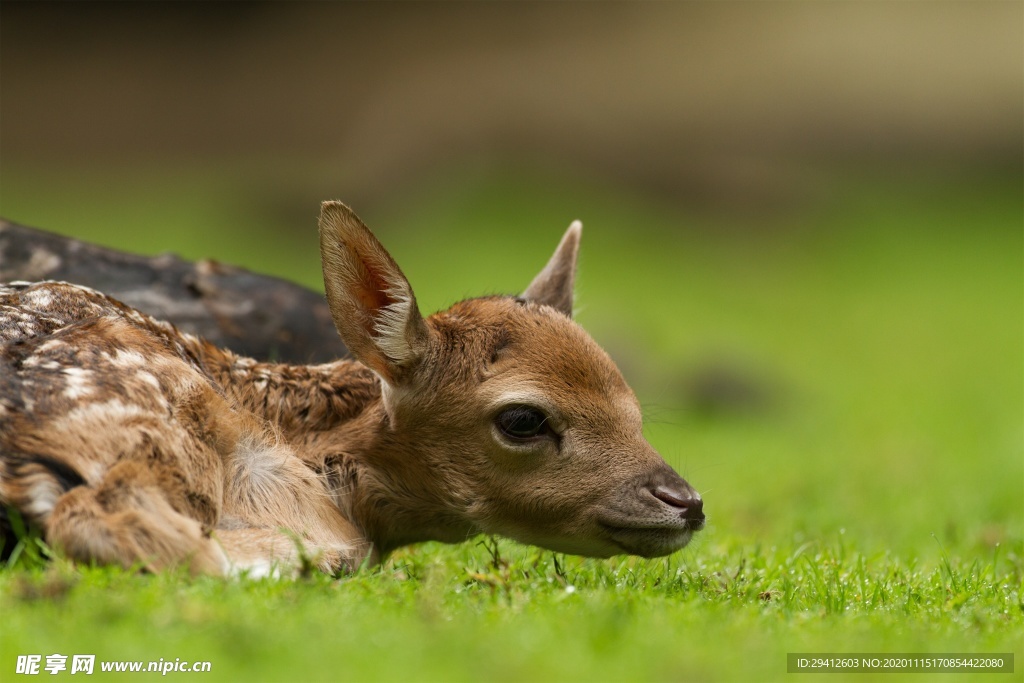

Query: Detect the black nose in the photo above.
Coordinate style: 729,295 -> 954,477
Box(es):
652,486 -> 705,528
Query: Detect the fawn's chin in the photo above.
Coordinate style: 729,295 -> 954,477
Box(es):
507,527 -> 696,559
600,524 -> 697,558
498,530 -> 623,559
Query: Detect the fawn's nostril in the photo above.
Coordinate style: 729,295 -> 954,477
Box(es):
652,486 -> 705,523
652,486 -> 690,508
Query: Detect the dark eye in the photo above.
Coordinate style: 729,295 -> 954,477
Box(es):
495,406 -> 551,441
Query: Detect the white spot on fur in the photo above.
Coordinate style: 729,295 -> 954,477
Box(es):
109,349 -> 148,368
36,339 -> 66,354
25,481 -> 62,521
62,367 -> 95,399
58,399 -> 149,431
24,289 -> 54,308
21,356 -> 60,370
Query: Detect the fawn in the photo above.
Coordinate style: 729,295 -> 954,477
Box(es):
0,202 -> 703,576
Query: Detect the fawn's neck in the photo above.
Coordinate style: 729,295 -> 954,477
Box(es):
194,344 -> 477,556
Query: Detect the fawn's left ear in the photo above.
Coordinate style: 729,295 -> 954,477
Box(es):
522,221 -> 581,317
318,201 -> 429,384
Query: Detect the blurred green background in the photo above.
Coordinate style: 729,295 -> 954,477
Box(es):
1,0 -> 1021,658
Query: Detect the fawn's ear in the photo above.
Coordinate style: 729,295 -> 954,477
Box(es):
522,220 -> 581,317
319,201 -> 429,384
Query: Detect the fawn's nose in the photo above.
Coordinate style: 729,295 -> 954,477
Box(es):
652,485 -> 705,529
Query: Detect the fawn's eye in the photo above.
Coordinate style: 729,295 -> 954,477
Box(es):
495,406 -> 552,441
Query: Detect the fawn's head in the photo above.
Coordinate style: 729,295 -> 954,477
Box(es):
319,202 -> 703,558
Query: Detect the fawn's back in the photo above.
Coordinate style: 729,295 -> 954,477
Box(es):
0,202 -> 704,575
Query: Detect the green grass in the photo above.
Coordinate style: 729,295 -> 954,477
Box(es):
1,163 -> 1021,681
2,539 -> 1020,682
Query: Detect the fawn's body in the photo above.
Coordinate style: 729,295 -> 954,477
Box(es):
0,203 -> 703,575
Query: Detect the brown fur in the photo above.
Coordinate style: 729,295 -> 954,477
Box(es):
0,202 -> 703,576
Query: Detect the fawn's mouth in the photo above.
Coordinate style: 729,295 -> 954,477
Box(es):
599,520 -> 700,557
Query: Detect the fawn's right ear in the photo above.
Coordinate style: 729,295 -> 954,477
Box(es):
318,201 -> 430,384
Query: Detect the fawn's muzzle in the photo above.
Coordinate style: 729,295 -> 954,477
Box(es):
596,464 -> 705,557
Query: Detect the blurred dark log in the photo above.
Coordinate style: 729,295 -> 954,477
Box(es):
0,220 -> 349,364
